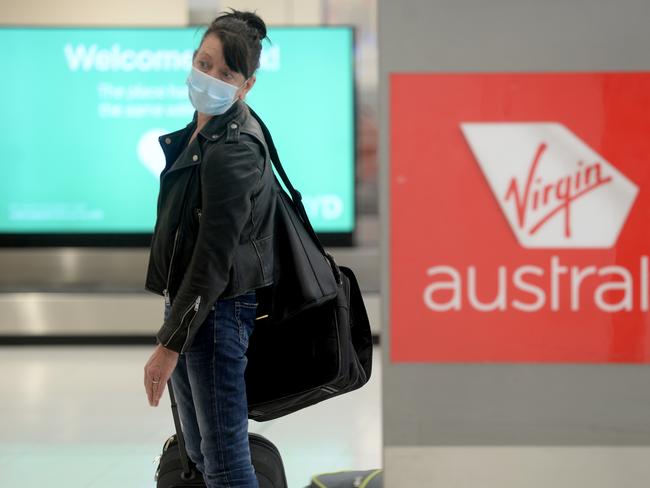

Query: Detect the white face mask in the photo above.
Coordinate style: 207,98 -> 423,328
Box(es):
186,66 -> 242,115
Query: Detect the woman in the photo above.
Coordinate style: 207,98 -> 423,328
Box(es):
143,10 -> 275,488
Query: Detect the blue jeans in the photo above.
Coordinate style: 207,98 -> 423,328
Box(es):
165,289 -> 259,488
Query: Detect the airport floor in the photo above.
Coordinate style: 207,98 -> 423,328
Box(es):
0,344 -> 382,488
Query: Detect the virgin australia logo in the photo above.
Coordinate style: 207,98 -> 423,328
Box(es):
460,123 -> 639,249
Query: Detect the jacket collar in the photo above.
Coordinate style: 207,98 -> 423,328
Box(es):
197,99 -> 248,141
158,100 -> 249,175
159,99 -> 248,146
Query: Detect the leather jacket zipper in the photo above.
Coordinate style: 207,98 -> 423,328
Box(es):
163,226 -> 181,306
181,296 -> 202,353
163,295 -> 201,349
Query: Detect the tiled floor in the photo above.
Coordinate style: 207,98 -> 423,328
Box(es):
0,345 -> 381,488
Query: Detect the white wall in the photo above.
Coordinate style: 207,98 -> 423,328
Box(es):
203,0 -> 322,25
0,0 -> 188,26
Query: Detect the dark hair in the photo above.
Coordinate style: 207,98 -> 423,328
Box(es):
198,9 -> 269,79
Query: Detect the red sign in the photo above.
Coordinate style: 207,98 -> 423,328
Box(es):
390,73 -> 650,362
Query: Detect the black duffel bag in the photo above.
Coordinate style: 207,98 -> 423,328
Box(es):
155,432 -> 287,488
244,109 -> 373,422
155,380 -> 288,488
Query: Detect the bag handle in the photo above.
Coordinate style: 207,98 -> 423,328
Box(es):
247,107 -> 341,284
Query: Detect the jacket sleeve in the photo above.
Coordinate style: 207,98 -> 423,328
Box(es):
155,140 -> 262,353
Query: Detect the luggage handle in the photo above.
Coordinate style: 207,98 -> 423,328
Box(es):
167,379 -> 194,477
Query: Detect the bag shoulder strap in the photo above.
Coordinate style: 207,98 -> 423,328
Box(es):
247,107 -> 341,283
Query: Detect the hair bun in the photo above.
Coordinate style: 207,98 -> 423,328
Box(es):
231,10 -> 267,40
206,10 -> 269,78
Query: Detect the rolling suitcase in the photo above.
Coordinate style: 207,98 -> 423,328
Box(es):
155,379 -> 288,488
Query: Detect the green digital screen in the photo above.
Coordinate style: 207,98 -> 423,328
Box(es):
0,27 -> 354,240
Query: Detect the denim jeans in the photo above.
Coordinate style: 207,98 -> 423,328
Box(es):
165,289 -> 259,488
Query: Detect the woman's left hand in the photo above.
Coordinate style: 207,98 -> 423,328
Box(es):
144,344 -> 179,407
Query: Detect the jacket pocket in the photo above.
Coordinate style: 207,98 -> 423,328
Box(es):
252,234 -> 273,283
163,225 -> 182,306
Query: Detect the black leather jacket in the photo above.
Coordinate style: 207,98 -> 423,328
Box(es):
144,100 -> 275,353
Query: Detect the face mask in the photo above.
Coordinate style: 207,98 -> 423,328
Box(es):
186,66 -> 243,115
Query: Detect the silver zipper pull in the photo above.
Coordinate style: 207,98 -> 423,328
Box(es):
194,296 -> 201,311
163,289 -> 170,306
